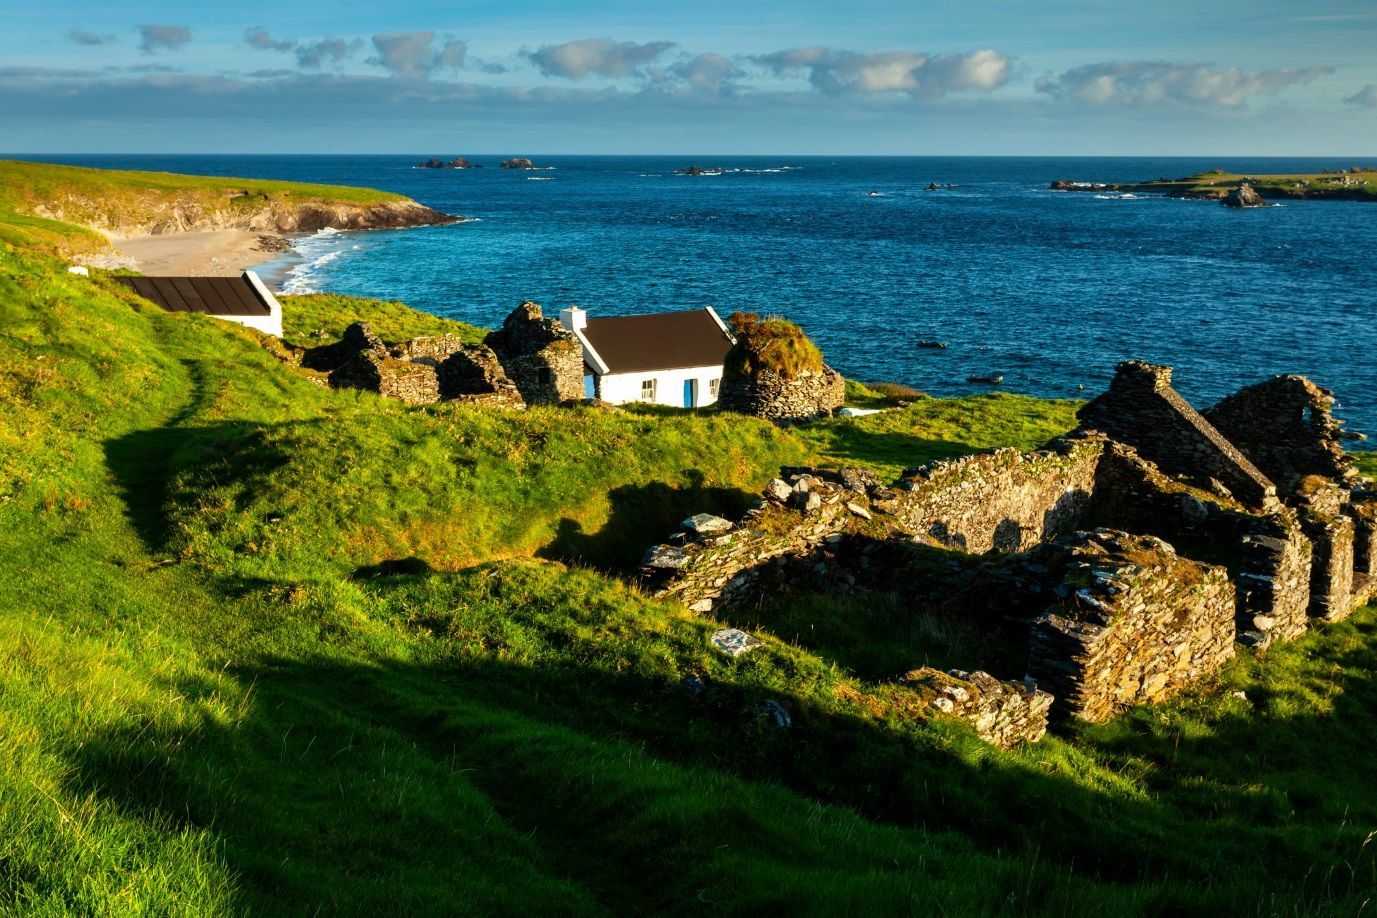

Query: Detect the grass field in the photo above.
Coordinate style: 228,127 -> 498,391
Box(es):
3,165 -> 1377,914
1135,168 -> 1377,200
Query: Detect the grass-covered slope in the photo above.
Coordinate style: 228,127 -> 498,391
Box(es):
4,231 -> 1377,913
0,159 -> 452,255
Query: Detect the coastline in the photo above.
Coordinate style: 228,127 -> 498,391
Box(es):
108,229 -> 301,279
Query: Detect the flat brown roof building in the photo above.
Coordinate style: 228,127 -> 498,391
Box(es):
114,271 -> 284,337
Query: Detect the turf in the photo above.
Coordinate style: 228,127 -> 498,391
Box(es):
3,169 -> 1377,913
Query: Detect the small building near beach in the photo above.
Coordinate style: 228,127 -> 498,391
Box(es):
560,306 -> 735,408
114,271 -> 284,337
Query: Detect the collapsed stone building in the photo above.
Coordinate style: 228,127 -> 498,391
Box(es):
641,361 -> 1376,746
294,302 -> 583,408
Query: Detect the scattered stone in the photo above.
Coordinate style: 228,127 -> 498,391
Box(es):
683,513 -> 733,536
846,501 -> 872,520
710,628 -> 763,657
762,700 -> 792,728
764,478 -> 793,502
642,544 -> 690,570
682,672 -> 709,699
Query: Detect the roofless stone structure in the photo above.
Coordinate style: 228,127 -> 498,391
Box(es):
641,361 -> 1376,746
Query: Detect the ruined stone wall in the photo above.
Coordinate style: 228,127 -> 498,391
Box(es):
437,345 -> 525,407
1353,494 -> 1377,575
1078,361 -> 1278,511
485,302 -> 585,406
643,470 -> 882,614
1303,513 -> 1356,622
880,438 -> 1104,553
1236,520 -> 1312,647
1203,375 -> 1355,494
716,364 -> 845,424
329,351 -> 440,405
1028,530 -> 1236,722
644,442 -> 1103,614
1086,441 -> 1311,647
903,668 -> 1053,747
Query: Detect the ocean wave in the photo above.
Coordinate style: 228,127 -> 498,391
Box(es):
527,176 -> 554,181
280,228 -> 350,294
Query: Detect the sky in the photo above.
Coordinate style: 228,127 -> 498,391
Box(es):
1,0 -> 1374,154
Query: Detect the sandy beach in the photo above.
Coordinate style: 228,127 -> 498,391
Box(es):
110,229 -> 295,279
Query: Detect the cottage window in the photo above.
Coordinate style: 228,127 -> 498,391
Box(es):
708,377 -> 720,398
641,378 -> 657,401
538,367 -> 552,385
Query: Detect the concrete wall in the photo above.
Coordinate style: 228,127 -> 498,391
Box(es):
597,365 -> 724,408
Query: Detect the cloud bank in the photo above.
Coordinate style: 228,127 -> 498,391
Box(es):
754,47 -> 1013,97
138,25 -> 192,55
527,38 -> 675,80
1035,61 -> 1333,107
369,31 -> 467,78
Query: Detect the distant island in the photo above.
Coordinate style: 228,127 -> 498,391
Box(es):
500,157 -> 542,170
1051,167 -> 1377,204
417,157 -> 481,169
677,165 -> 726,176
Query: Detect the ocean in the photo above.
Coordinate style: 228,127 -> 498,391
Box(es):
25,154 -> 1377,434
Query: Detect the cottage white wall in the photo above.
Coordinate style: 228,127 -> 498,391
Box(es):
211,310 -> 283,338
598,365 -> 725,408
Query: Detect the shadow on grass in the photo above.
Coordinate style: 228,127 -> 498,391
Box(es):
800,423 -> 989,473
538,471 -> 757,574
57,566 -> 1377,913
103,412 -> 296,554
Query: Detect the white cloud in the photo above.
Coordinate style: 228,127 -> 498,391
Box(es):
527,38 -> 675,80
667,52 -> 740,93
244,27 -> 294,53
1345,84 -> 1377,108
67,29 -> 115,46
138,25 -> 192,55
369,32 -> 467,79
1035,61 -> 1333,107
753,47 -> 1012,98
297,38 -> 359,70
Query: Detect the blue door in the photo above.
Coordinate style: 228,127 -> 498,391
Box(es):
683,379 -> 696,408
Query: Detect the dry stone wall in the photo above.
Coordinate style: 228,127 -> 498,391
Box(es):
1028,530 -> 1236,722
881,439 -> 1104,553
717,364 -> 845,424
484,302 -> 585,405
1203,375 -> 1356,493
902,668 -> 1053,747
1078,361 -> 1278,511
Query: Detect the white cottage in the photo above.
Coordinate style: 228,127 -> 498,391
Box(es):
560,306 -> 734,408
114,271 -> 284,338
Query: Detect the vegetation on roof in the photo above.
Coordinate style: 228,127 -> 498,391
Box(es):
723,311 -> 824,379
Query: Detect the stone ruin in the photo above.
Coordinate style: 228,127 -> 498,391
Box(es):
293,302 -> 585,408
482,301 -> 585,406
641,360 -> 1376,747
717,363 -> 846,425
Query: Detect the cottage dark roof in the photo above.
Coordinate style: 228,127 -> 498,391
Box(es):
581,309 -> 732,374
114,274 -> 273,317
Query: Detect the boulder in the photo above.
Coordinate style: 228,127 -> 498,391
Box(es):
682,513 -> 733,536
1222,182 -> 1268,208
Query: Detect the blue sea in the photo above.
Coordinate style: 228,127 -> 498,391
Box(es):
24,154 -> 1377,434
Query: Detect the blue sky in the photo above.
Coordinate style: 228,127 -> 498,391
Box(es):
2,0 -> 1374,153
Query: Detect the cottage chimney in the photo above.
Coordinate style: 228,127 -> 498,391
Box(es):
559,306 -> 587,331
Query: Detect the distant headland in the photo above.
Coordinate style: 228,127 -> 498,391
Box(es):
1051,167 -> 1377,205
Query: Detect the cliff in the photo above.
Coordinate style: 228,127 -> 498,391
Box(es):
0,159 -> 458,252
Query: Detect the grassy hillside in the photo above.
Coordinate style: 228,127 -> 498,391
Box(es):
0,159 -> 433,255
3,184 -> 1377,912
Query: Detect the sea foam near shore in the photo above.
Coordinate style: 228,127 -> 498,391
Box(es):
280,228 -> 357,295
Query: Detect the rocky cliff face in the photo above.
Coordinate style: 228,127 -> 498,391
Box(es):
31,194 -> 458,238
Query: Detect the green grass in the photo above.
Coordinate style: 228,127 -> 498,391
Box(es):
4,193 -> 1377,913
0,159 -> 413,254
1135,168 -> 1377,200
279,293 -> 488,349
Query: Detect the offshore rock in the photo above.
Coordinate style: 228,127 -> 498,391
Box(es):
1223,182 -> 1268,208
